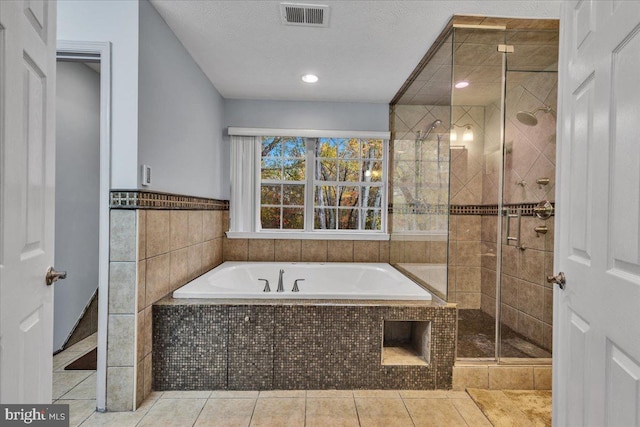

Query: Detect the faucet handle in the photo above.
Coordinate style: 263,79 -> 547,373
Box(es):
258,278 -> 270,292
292,279 -> 305,292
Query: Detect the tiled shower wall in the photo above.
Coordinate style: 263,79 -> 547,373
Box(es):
108,204 -> 226,411
448,107 -> 486,309
479,70 -> 557,351
391,105 -> 484,308
448,215 -> 482,309
479,214 -> 555,351
391,105 -> 451,233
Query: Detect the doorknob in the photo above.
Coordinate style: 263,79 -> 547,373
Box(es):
547,272 -> 565,290
45,266 -> 67,286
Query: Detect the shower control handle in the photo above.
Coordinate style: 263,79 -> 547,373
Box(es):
292,279 -> 305,292
547,272 -> 566,290
534,200 -> 554,220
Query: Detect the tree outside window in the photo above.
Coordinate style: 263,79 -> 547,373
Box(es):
260,136 -> 385,232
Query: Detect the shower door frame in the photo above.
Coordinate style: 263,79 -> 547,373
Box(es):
495,36 -> 557,365
451,26 -> 556,364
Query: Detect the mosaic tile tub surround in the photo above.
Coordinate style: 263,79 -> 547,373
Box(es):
153,299 -> 457,391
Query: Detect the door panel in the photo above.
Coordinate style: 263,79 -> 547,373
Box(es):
568,73 -> 593,264
606,341 -> 640,426
23,55 -> 47,257
0,0 -> 56,404
609,27 -> 640,276
24,0 -> 50,43
555,1 -> 640,424
566,310 -> 589,426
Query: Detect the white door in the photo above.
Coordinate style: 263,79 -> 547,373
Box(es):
0,0 -> 58,404
554,1 -> 640,425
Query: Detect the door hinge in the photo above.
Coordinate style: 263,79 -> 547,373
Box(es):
497,44 -> 515,53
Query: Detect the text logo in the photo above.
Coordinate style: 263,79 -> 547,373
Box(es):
0,405 -> 69,426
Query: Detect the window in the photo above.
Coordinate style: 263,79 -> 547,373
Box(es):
229,129 -> 389,239
312,138 -> 383,231
260,137 -> 306,230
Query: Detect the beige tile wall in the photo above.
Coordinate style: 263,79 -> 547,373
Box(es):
480,215 -> 554,351
224,237 -> 449,267
453,364 -> 551,391
224,238 -> 392,263
108,210 -> 137,411
478,71 -> 557,352
135,209 -> 225,407
108,208 -> 226,411
450,107 -> 486,205
448,215 -> 482,309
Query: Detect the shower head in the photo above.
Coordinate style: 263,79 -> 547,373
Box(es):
417,119 -> 443,141
516,106 -> 555,126
428,119 -> 443,130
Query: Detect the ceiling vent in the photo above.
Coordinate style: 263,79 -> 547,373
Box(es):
280,3 -> 330,27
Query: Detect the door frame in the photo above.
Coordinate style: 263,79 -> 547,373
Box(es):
56,41 -> 111,412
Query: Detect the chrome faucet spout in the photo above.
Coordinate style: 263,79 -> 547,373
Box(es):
277,269 -> 284,292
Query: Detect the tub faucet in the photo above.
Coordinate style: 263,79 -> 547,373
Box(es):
292,279 -> 305,292
277,269 -> 284,292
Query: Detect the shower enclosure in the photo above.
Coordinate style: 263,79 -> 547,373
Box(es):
390,17 -> 559,362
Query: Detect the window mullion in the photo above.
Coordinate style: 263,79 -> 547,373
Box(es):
304,137 -> 316,231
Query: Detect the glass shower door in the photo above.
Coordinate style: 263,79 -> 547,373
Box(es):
498,30 -> 558,360
450,27 -> 506,360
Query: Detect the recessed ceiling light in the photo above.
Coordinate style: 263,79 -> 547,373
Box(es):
302,74 -> 319,83
455,81 -> 469,89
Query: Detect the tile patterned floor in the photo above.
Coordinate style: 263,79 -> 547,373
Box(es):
51,334 -> 505,426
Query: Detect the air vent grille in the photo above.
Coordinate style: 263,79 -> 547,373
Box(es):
280,3 -> 330,27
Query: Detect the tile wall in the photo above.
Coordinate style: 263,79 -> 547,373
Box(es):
392,105 -> 486,309
153,301 -> 457,391
448,215 -> 482,309
453,364 -> 552,390
108,200 -> 226,411
223,238 -> 448,265
449,107 -> 486,206
479,71 -> 557,351
484,216 -> 554,351
391,105 -> 451,234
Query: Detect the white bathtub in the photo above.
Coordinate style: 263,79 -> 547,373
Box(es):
173,262 -> 432,300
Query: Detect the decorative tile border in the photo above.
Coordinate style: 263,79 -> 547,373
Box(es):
450,205 -> 501,216
110,190 -> 229,210
389,203 -> 449,215
450,203 -> 555,217
388,203 -> 555,217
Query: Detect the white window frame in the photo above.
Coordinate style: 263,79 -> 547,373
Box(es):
228,127 -> 390,240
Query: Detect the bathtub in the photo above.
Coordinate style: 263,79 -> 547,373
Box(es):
173,262 -> 432,300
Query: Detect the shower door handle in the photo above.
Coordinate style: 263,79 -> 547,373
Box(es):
505,208 -> 522,249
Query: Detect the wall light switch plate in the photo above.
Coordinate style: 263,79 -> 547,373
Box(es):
142,164 -> 152,186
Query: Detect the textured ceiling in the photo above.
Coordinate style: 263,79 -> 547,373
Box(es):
149,1 -> 561,103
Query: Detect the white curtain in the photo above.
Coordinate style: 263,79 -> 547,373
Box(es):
230,135 -> 260,232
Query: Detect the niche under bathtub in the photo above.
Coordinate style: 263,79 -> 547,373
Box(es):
382,320 -> 431,366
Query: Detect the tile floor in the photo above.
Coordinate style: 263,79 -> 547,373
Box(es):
51,334 -> 508,426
